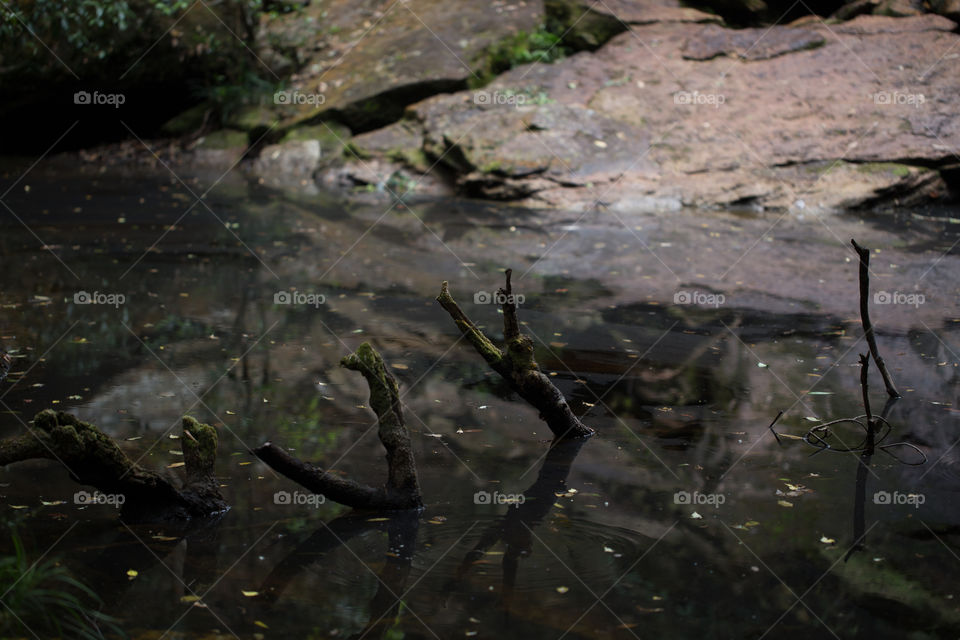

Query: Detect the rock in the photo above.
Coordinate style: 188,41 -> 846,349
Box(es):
929,0 -> 960,21
223,105 -> 281,134
251,139 -> 322,189
832,12 -> 956,32
833,0 -> 927,18
160,103 -> 211,137
192,129 -> 249,168
546,0 -> 719,52
263,0 -> 545,132
681,25 -> 825,60
344,14 -> 960,211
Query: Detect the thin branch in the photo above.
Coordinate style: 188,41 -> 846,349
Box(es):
851,239 -> 899,397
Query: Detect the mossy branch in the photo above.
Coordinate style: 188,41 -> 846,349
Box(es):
437,272 -> 594,440
254,342 -> 422,510
0,410 -> 226,520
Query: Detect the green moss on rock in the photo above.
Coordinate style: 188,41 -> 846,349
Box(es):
197,129 -> 249,150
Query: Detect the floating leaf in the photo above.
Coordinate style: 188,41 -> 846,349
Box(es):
777,500 -> 794,508
820,536 -> 836,544
127,569 -> 138,578
241,590 -> 259,597
179,595 -> 201,603
556,586 -> 569,594
152,535 -> 178,542
691,512 -> 703,519
254,621 -> 269,629
167,462 -> 185,469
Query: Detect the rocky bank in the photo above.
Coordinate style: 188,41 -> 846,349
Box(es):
104,0 -> 960,212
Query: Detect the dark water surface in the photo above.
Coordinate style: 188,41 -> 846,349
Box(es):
1,164 -> 959,639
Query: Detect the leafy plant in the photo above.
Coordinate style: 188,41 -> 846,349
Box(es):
0,529 -> 124,640
474,25 -> 571,85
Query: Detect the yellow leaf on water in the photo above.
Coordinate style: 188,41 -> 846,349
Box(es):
166,462 -> 185,468
126,570 -> 138,578
254,621 -> 269,629
179,595 -> 201,603
9,505 -> 28,510
241,590 -> 259,597
367,517 -> 389,522
820,536 -> 836,544
777,500 -> 794,508
152,535 -> 178,542
556,586 -> 569,594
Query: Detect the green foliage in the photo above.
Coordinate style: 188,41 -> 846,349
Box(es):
474,25 -> 571,85
0,529 -> 124,639
0,0 -> 266,81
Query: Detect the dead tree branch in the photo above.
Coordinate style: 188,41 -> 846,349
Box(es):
0,410 -> 227,520
254,342 -> 422,510
851,239 -> 899,397
437,270 -> 594,440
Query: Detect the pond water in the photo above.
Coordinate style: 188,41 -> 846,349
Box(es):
1,162 -> 959,640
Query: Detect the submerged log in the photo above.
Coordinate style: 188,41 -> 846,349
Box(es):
437,270 -> 594,439
254,342 -> 422,510
0,410 -> 227,520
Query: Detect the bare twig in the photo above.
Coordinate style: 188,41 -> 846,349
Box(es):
851,239 -> 899,397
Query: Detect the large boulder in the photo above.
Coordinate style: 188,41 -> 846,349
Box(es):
339,13 -> 960,211
261,0 -> 546,132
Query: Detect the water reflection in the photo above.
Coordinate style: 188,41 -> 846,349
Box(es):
1,165 -> 960,638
